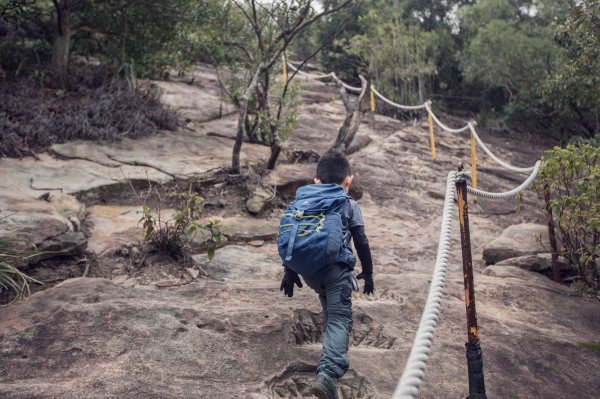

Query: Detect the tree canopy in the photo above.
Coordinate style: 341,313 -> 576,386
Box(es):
1,0 -> 598,146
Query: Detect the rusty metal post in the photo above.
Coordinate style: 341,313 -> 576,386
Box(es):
456,164 -> 487,399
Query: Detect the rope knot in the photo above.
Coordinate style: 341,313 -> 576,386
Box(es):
455,171 -> 472,183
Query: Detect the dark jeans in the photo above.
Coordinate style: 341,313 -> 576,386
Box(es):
303,263 -> 353,379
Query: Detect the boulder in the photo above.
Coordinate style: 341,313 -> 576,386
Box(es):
0,191 -> 87,264
495,253 -> 573,272
192,244 -> 281,281
219,216 -> 278,242
265,163 -> 315,198
482,223 -> 549,264
246,187 -> 274,214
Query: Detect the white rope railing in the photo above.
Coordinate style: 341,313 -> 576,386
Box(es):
424,101 -> 470,133
330,72 -> 362,93
465,161 -> 541,199
372,86 -> 427,111
392,171 -> 457,399
286,62 -> 334,80
467,123 -> 536,174
287,61 -> 539,174
393,163 -> 542,398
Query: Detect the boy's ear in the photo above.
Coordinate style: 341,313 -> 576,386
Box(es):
314,178 -> 322,184
342,175 -> 353,190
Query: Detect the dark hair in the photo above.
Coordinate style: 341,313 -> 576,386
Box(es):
316,151 -> 352,184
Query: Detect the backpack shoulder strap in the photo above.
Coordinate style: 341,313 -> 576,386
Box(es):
284,209 -> 304,262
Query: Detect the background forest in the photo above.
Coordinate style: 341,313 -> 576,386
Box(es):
0,0 -> 598,157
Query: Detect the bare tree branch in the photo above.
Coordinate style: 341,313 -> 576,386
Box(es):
329,75 -> 369,154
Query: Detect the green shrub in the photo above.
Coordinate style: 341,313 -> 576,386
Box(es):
138,190 -> 222,261
534,144 -> 599,290
0,78 -> 178,157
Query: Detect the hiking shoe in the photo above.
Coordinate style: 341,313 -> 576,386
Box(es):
310,373 -> 339,399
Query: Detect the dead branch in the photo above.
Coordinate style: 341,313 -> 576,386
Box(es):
329,75 -> 369,154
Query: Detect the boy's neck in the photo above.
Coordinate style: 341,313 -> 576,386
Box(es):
314,176 -> 353,193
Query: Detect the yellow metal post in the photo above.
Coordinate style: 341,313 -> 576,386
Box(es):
428,113 -> 437,161
370,89 -> 376,113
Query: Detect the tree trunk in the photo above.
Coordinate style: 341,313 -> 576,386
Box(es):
266,125 -> 282,170
52,2 -> 71,80
418,74 -> 425,104
544,185 -> 561,283
232,66 -> 263,174
258,70 -> 271,145
329,75 -> 369,154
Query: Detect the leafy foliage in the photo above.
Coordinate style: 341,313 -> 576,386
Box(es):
0,0 -> 219,79
138,190 -> 222,261
534,144 -> 599,290
344,9 -> 442,108
541,0 -> 600,139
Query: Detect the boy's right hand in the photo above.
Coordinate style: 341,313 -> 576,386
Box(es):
356,272 -> 374,295
280,268 -> 303,297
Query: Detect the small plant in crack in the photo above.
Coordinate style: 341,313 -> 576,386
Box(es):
128,172 -> 222,262
0,238 -> 42,302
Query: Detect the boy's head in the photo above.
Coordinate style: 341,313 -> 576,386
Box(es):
315,151 -> 353,191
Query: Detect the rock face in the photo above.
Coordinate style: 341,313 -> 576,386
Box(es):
482,223 -> 549,264
1,66 -> 600,399
246,187 -> 274,214
0,192 -> 87,264
495,253 -> 572,272
193,244 -> 281,281
219,216 -> 279,242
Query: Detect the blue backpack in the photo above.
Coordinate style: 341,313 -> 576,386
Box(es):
277,184 -> 356,277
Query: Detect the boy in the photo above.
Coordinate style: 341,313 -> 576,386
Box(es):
279,151 -> 374,399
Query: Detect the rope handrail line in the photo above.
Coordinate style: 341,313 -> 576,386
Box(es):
393,164 -> 542,398
465,161 -> 541,199
286,60 -> 540,174
331,72 -> 362,93
392,171 -> 457,399
286,61 -> 334,80
371,86 -> 427,111
467,123 -> 536,174
424,102 -> 471,133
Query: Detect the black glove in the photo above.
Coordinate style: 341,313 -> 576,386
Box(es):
356,272 -> 374,295
280,268 -> 303,297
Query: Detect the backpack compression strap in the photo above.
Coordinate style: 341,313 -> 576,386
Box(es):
284,209 -> 304,262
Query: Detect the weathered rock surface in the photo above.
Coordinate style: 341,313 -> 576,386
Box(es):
86,205 -> 154,254
193,244 -> 281,281
219,216 -> 279,242
0,191 -> 87,264
51,131 -> 269,180
482,223 -> 549,264
495,253 -> 573,272
246,187 -> 274,214
1,66 -> 599,399
151,64 -> 234,124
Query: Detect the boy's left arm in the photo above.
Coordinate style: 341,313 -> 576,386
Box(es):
350,225 -> 374,295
